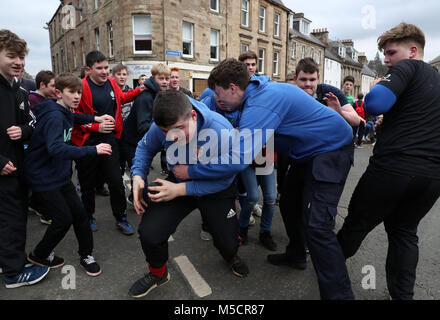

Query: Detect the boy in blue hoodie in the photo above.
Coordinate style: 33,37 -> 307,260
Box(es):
128,90 -> 249,298
174,58 -> 355,300
24,74 -> 114,276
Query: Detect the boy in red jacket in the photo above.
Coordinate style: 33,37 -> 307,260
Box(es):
72,51 -> 144,234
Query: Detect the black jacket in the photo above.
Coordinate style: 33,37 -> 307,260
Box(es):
0,74 -> 34,177
121,76 -> 159,146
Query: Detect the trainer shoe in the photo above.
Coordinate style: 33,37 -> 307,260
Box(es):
249,215 -> 256,226
28,251 -> 65,269
267,253 -> 306,270
80,255 -> 102,277
252,204 -> 262,217
116,217 -> 134,235
230,256 -> 249,278
4,265 -> 49,289
259,231 -> 277,251
200,229 -> 213,241
90,218 -> 98,232
40,216 -> 52,225
129,269 -> 171,298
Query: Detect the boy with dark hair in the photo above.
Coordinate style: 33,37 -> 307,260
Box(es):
129,90 -> 249,298
0,29 -> 49,288
337,23 -> 440,300
238,50 -> 259,77
342,75 -> 355,106
72,50 -> 143,234
25,73 -> 113,276
174,58 -> 355,300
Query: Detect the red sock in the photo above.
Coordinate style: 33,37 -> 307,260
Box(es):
148,264 -> 167,278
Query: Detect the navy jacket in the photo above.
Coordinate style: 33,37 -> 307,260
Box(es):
24,99 -> 97,192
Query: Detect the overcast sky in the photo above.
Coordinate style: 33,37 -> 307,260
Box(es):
0,0 -> 439,76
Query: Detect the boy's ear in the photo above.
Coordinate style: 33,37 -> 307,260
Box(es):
54,88 -> 62,99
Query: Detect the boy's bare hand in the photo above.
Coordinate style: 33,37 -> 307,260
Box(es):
148,179 -> 186,203
98,120 -> 115,133
95,114 -> 115,124
133,175 -> 148,215
173,164 -> 190,180
323,92 -> 342,113
7,126 -> 22,140
1,161 -> 17,175
96,143 -> 112,155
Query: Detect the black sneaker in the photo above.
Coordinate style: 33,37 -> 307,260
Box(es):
80,255 -> 102,277
239,227 -> 248,245
267,253 -> 306,270
129,270 -> 171,298
230,256 -> 249,278
259,231 -> 278,251
28,251 -> 65,269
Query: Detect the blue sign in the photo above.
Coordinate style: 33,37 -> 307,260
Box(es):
166,50 -> 182,57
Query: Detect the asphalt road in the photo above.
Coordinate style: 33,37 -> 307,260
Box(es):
1,143 -> 439,302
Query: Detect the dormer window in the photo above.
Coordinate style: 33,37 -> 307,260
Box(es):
338,46 -> 346,57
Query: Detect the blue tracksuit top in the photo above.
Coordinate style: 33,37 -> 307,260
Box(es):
131,97 -> 237,197
188,75 -> 353,179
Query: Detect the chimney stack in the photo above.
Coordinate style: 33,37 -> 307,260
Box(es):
311,28 -> 329,45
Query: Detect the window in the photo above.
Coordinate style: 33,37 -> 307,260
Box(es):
95,28 -> 100,51
338,46 -> 346,57
310,48 -> 314,59
274,13 -> 280,37
273,51 -> 279,76
210,0 -> 219,12
72,42 -> 77,69
107,21 -> 114,58
182,21 -> 194,57
259,6 -> 266,32
241,43 -> 249,54
241,0 -> 249,27
210,29 -> 219,61
292,41 -> 296,58
94,0 -> 99,10
300,21 -> 309,34
133,15 -> 152,54
318,50 -> 322,65
301,45 -> 305,59
80,37 -> 85,66
258,48 -> 265,74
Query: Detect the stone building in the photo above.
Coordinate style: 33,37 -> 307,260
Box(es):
430,55 -> 440,71
287,13 -> 325,77
47,0 -> 290,97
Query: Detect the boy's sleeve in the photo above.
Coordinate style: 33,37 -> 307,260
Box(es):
44,118 -> 97,159
134,94 -> 154,136
0,154 -> 10,170
185,175 -> 235,197
74,113 -> 95,125
18,106 -> 36,142
120,87 -> 141,105
131,124 -> 164,180
326,86 -> 349,107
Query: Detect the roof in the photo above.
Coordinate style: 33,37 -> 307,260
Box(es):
430,55 -> 440,65
324,48 -> 343,63
362,64 -> 376,77
266,0 -> 292,12
290,28 -> 326,48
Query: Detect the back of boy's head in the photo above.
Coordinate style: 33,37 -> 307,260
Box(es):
208,58 -> 249,91
238,50 -> 258,62
378,22 -> 425,54
36,70 -> 55,89
55,73 -> 83,92
295,58 -> 319,76
357,93 -> 364,100
343,75 -> 355,84
0,29 -> 28,55
153,90 -> 192,128
151,63 -> 171,77
85,51 -> 107,68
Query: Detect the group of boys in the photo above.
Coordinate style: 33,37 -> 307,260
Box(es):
1,21 -> 440,301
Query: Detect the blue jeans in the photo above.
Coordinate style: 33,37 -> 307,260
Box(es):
364,121 -> 375,137
238,166 -> 276,232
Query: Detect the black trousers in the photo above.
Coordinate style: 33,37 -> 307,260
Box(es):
32,182 -> 93,259
0,176 -> 28,277
75,135 -> 126,221
279,144 -> 354,300
138,182 -> 239,268
276,154 -> 292,195
337,164 -> 440,300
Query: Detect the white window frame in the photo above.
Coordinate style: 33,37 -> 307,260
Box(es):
210,0 -> 219,12
80,37 -> 85,66
310,48 -> 314,60
274,12 -> 280,37
318,50 -> 322,65
94,0 -> 99,10
258,48 -> 265,74
182,21 -> 194,58
292,41 -> 296,58
241,0 -> 249,27
259,6 -> 266,32
72,41 -> 77,69
107,21 -> 114,58
241,43 -> 249,54
132,15 -> 152,55
95,28 -> 100,51
301,45 -> 305,59
273,51 -> 279,76
210,29 -> 219,61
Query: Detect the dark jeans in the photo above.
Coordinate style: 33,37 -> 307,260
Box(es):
75,135 -> 126,221
337,164 -> 440,300
138,181 -> 239,268
276,154 -> 292,195
279,143 -> 354,300
32,182 -> 93,259
352,122 -> 365,146
119,140 -> 136,174
0,176 -> 28,277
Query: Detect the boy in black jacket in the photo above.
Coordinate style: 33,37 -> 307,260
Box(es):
24,74 -> 114,276
0,29 -> 50,289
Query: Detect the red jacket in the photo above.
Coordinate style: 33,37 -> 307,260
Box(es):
71,76 -> 141,146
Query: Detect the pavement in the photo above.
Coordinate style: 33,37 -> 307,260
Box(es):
1,143 -> 440,302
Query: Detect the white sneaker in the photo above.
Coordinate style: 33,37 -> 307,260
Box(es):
252,204 -> 262,217
200,230 -> 212,241
249,215 -> 256,226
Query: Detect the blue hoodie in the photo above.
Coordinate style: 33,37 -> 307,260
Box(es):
24,99 -> 97,192
188,75 -> 353,179
131,98 -> 236,197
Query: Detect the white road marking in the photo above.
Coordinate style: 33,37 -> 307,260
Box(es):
173,255 -> 212,298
